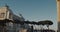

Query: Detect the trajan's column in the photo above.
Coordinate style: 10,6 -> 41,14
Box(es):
56,0 -> 60,32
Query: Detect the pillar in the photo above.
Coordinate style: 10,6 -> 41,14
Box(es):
56,0 -> 60,32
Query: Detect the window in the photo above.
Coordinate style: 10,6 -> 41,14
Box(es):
0,13 -> 5,18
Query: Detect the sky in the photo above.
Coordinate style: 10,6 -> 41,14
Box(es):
0,0 -> 57,30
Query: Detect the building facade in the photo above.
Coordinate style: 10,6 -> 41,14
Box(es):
0,5 -> 30,32
0,5 -> 13,20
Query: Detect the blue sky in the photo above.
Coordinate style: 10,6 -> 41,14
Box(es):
0,0 -> 57,30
